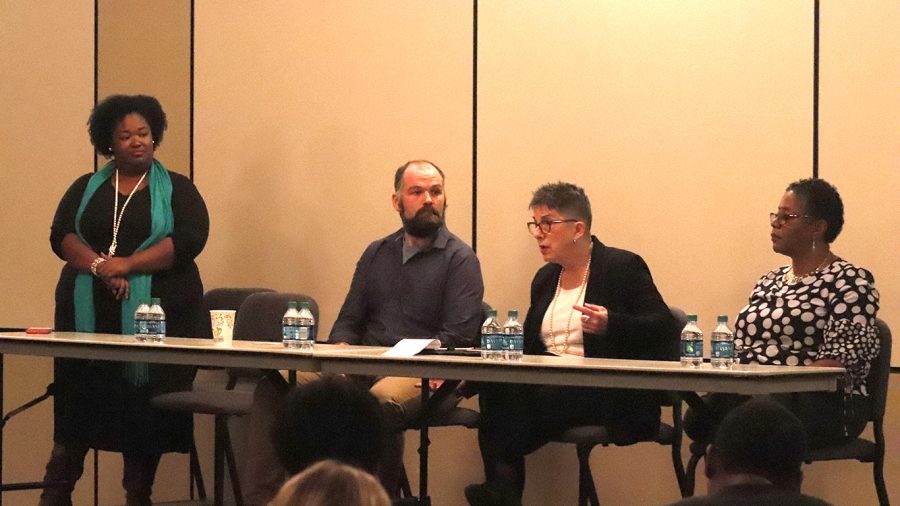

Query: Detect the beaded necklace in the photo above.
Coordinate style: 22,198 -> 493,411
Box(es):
108,169 -> 148,257
783,253 -> 836,285
548,252 -> 591,354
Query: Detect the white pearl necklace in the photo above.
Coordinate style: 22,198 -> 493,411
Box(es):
548,252 -> 591,354
109,169 -> 148,257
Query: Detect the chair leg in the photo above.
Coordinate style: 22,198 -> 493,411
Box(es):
671,402 -> 688,497
685,449 -> 704,497
397,461 -> 413,498
93,448 -> 99,506
214,415 -> 226,506
576,445 -> 600,506
671,440 -> 688,498
190,437 -> 208,501
223,421 -> 245,506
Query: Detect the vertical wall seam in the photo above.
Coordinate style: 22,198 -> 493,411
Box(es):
472,0 -> 479,252
93,0 -> 99,172
813,0 -> 820,179
190,0 -> 196,181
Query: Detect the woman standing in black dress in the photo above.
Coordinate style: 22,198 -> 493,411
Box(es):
43,95 -> 209,506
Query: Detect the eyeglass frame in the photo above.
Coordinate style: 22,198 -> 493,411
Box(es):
526,219 -> 579,234
769,212 -> 813,225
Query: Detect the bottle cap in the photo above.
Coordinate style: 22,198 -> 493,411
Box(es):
717,315 -> 728,323
287,301 -> 298,309
507,309 -> 518,318
299,301 -> 310,309
687,314 -> 697,322
151,297 -> 161,305
487,309 -> 498,317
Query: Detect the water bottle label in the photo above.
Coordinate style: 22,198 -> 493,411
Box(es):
146,320 -> 160,336
300,326 -> 317,342
680,340 -> 703,357
158,320 -> 166,336
711,341 -> 734,359
138,320 -> 149,335
509,334 -> 524,351
283,325 -> 299,340
482,333 -> 503,350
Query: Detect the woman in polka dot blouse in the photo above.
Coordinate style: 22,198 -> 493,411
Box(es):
688,178 -> 880,449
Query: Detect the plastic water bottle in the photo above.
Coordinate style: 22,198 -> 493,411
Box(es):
710,314 -> 735,369
148,297 -> 166,342
680,314 -> 703,368
133,299 -> 150,341
282,301 -> 300,348
297,301 -> 316,353
502,309 -> 524,362
481,309 -> 503,360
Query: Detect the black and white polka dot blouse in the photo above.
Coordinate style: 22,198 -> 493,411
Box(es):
734,259 -> 881,396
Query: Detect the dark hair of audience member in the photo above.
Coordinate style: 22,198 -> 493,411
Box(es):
88,94 -> 167,156
785,178 -> 844,243
529,181 -> 593,230
269,460 -> 391,506
711,398 -> 807,491
271,375 -> 386,475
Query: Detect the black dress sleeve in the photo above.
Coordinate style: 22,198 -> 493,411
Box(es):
603,252 -> 680,361
50,173 -> 94,259
169,172 -> 209,267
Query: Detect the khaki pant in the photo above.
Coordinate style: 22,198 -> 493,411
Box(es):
240,372 -> 424,505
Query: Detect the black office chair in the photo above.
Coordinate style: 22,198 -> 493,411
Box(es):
150,287 -> 274,505
684,318 -> 891,506
804,318 -> 891,506
548,306 -> 689,505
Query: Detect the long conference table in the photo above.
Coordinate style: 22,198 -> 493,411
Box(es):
0,331 -> 845,505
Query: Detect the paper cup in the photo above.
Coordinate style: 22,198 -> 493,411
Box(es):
210,310 -> 236,345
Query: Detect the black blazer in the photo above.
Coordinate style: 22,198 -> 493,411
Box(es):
524,236 -> 680,361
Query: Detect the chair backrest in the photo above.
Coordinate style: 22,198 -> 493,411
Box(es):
666,306 -> 688,362
234,291 -> 320,343
197,287 -> 274,338
868,318 -> 891,422
669,306 -> 688,329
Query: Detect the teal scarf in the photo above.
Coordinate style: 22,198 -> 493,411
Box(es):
73,159 -> 174,385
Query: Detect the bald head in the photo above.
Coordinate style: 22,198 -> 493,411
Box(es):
394,160 -> 445,192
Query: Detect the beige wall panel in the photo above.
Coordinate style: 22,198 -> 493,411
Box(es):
97,0 -> 191,175
479,0 -> 810,353
818,1 -> 900,364
0,1 -> 94,503
194,1 -> 473,340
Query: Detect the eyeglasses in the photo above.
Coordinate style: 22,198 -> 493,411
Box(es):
526,219 -> 578,234
769,212 -> 812,225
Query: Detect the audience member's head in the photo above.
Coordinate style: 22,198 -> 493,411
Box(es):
706,398 -> 807,493
272,375 -> 386,475
268,460 -> 391,506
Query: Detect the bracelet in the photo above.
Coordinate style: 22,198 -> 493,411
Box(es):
90,257 -> 107,277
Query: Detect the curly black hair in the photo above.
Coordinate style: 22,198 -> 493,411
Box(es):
529,181 -> 593,230
272,375 -> 386,475
786,178 -> 844,243
87,94 -> 167,157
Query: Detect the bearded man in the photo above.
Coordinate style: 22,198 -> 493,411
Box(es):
242,160 -> 484,505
